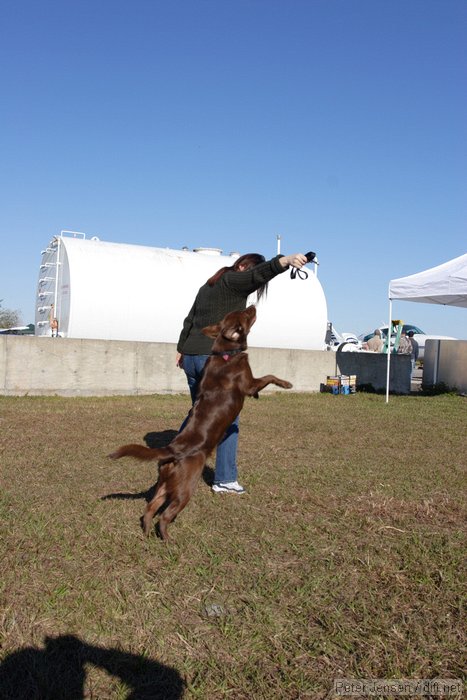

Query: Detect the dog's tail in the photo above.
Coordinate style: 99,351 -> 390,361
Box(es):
108,444 -> 173,462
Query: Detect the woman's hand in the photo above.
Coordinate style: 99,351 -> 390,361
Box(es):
176,352 -> 184,368
279,253 -> 308,269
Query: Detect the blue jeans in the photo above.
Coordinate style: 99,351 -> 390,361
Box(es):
181,354 -> 239,484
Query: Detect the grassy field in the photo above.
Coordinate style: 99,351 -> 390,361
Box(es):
0,392 -> 465,699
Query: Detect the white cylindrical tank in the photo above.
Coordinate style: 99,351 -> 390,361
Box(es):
35,232 -> 327,350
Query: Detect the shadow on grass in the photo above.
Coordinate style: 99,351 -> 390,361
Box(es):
101,461 -> 215,503
143,431 -> 215,485
0,634 -> 184,699
140,430 -> 214,484
101,486 -> 158,502
143,430 -> 178,448
103,428 -> 215,500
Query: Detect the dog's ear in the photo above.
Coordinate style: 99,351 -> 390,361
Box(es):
202,323 -> 221,338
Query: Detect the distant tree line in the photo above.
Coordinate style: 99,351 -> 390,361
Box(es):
0,300 -> 21,328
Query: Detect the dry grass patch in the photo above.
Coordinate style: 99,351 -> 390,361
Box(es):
0,393 -> 465,698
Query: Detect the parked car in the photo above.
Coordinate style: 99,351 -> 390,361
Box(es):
358,324 -> 456,359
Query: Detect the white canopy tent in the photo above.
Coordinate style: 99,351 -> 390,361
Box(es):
385,253 -> 467,402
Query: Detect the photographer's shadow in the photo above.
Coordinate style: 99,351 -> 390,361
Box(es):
0,634 -> 184,699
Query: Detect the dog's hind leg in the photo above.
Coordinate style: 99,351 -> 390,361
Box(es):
142,483 -> 168,536
142,461 -> 177,536
157,496 -> 189,541
157,454 -> 205,540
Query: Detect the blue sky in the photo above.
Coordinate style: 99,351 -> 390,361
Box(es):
1,0 -> 466,338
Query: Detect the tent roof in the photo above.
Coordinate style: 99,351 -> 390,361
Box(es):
389,253 -> 467,308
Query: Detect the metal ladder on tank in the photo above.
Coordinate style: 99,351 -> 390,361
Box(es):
382,320 -> 404,354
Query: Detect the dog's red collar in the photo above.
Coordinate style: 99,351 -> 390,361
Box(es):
211,348 -> 244,361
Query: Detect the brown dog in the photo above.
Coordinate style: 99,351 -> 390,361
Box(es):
109,305 -> 292,540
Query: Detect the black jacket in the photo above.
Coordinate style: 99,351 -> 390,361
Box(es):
177,255 -> 286,355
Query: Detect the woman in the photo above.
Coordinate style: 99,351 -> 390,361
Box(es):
176,251 -> 308,493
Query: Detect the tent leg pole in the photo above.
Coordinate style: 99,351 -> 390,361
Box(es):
385,300 -> 392,403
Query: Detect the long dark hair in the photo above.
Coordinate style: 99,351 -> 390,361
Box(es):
206,253 -> 269,302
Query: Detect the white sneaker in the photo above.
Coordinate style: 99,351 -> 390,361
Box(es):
212,481 -> 245,494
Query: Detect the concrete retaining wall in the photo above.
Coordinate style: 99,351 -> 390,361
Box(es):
0,337 -> 187,396
423,339 -> 467,393
0,336 -> 335,396
0,337 -> 413,397
336,347 -> 412,394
